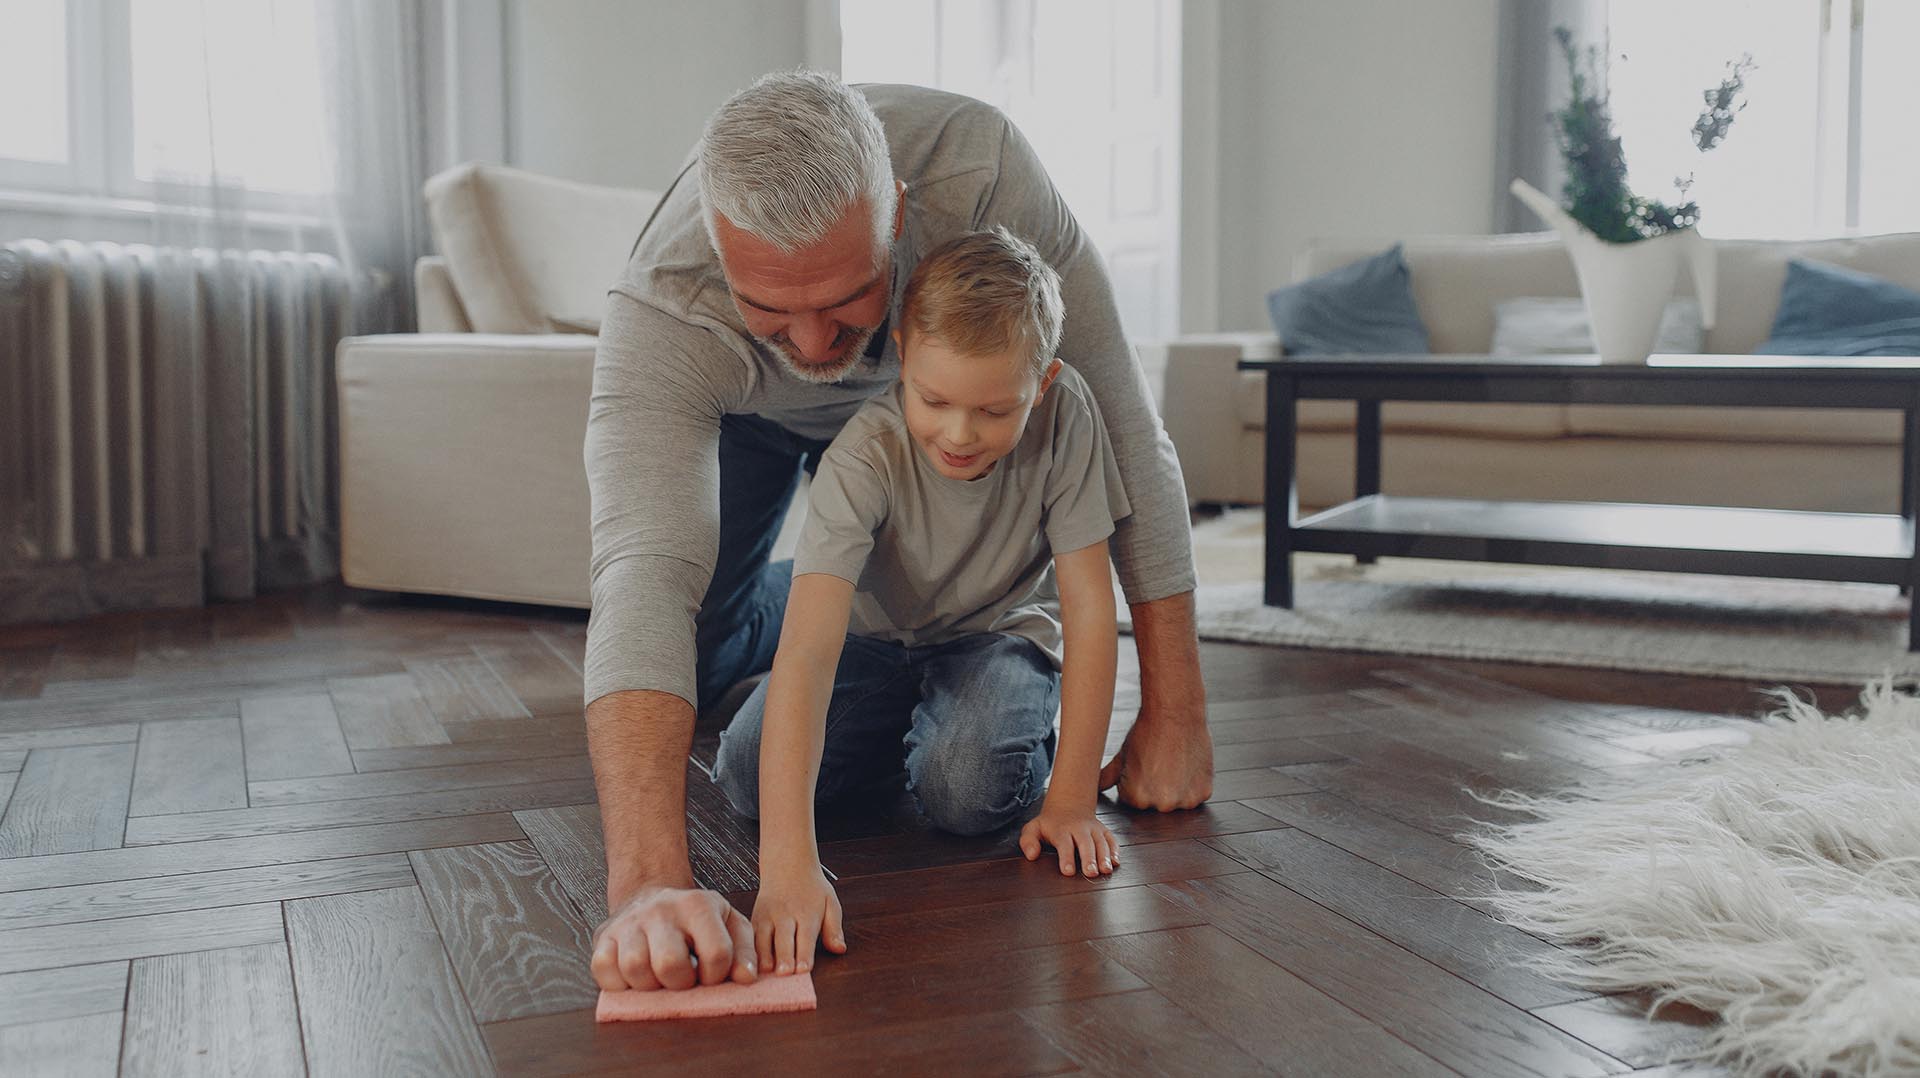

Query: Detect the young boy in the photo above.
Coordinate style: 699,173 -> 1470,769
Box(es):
708,227 -> 1131,978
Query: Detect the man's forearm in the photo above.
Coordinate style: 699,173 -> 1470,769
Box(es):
586,688 -> 699,905
1128,590 -> 1205,721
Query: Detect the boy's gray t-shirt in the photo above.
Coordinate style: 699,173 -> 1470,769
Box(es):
793,363 -> 1130,667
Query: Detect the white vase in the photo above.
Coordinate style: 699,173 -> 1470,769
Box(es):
1509,178 -> 1718,364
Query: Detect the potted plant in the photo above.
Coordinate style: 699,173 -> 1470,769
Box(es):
1509,28 -> 1755,363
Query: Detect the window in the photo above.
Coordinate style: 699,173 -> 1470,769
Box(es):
1607,0 -> 1919,238
840,0 -> 1183,341
0,0 -> 336,207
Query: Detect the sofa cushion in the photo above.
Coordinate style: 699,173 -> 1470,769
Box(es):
1707,233 -> 1920,353
1299,233 -> 1582,354
1266,244 -> 1429,355
1564,406 -> 1903,446
425,163 -> 661,335
1491,297 -> 1705,356
1754,259 -> 1920,356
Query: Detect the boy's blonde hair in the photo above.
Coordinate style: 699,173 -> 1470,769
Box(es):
900,228 -> 1063,379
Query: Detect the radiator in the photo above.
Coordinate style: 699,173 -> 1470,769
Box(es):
0,239 -> 354,623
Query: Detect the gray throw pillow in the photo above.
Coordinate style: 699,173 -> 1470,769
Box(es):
1266,244 -> 1429,355
1490,297 -> 1705,356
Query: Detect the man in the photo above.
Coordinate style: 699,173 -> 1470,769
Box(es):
584,71 -> 1211,994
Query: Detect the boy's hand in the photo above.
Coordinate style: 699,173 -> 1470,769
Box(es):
1019,803 -> 1120,878
751,862 -> 847,976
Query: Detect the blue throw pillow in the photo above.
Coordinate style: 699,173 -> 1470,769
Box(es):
1266,244 -> 1429,356
1755,258 -> 1920,357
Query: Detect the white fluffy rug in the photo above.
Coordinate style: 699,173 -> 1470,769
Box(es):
1467,681 -> 1920,1077
1145,509 -> 1920,685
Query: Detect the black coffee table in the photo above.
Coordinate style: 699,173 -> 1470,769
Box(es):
1237,353 -> 1920,649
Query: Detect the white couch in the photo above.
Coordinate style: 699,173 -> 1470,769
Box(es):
1152,231 -> 1920,512
336,164 -> 659,608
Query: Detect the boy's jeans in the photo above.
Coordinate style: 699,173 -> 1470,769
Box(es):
710,632 -> 1061,836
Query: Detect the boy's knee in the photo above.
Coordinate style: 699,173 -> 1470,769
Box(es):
910,744 -> 1046,836
710,725 -> 762,820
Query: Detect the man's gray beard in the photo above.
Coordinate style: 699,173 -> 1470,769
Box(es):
758,323 -> 878,385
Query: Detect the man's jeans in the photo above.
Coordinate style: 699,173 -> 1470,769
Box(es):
710,632 -> 1060,837
692,413 -> 835,714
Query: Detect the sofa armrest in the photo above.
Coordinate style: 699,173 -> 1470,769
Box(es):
336,332 -> 597,607
414,256 -> 473,334
1147,332 -> 1281,505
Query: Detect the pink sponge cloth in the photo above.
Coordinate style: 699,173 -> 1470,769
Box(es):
595,972 -> 817,1022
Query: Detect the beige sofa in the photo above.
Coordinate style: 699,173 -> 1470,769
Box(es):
336,165 -> 659,608
1151,231 -> 1920,512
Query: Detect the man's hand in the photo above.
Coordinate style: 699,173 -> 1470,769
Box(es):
1099,590 -> 1212,810
1098,710 -> 1214,810
589,882 -> 758,991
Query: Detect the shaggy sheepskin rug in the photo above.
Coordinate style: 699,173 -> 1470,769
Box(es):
1467,680 -> 1920,1076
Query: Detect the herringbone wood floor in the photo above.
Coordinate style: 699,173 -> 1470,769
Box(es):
0,582 -> 1828,1076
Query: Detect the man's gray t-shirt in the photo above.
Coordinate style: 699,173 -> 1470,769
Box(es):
584,83 -> 1194,708
796,364 -> 1130,668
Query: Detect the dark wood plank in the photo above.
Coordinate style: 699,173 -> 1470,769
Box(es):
0,962 -> 127,1026
0,852 -> 414,930
406,655 -> 531,723
818,839 -> 1248,920
0,723 -> 139,752
1207,827 -> 1587,1009
0,902 -> 284,975
325,672 -> 450,749
121,943 -> 304,1078
0,812 -> 525,892
353,725 -> 587,773
683,759 -> 762,893
284,886 -> 491,1078
1091,924 -> 1455,1076
514,802 -> 608,924
248,753 -> 591,807
472,638 -> 583,716
830,882 -> 1206,975
1211,736 -> 1348,769
0,742 -> 137,856
0,1012 -> 123,1077
1530,993 -> 1721,1070
0,644 -> 54,699
1206,765 -> 1316,801
1152,871 -> 1625,1078
239,693 -> 353,781
485,1006 -> 1079,1078
816,800 -> 1281,880
128,716 -> 246,816
1018,987 -> 1271,1077
45,631 -> 138,682
484,940 -> 1141,1076
1241,791 -> 1534,914
410,840 -> 597,1021
122,776 -> 595,845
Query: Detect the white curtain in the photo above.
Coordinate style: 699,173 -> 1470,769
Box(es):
0,0 -> 432,624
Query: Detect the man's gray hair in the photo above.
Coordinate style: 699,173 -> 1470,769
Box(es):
699,71 -> 896,263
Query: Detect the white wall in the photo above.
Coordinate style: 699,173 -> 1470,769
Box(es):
1195,0 -> 1503,331
503,0 -> 813,190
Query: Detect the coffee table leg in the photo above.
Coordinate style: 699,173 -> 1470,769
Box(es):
1355,399 -> 1381,565
1264,373 -> 1297,608
1904,403 -> 1915,601
1907,400 -> 1919,646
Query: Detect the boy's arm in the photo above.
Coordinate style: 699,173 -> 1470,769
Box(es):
1046,538 -> 1119,815
757,572 -> 857,874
